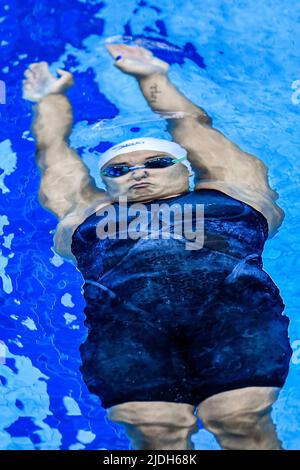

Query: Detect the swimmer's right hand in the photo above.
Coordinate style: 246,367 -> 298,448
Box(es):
22,62 -> 74,102
105,43 -> 169,78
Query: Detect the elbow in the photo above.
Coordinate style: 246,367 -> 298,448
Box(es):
197,114 -> 213,127
37,190 -> 66,220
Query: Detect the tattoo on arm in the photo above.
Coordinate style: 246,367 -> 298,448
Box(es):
149,83 -> 161,104
142,76 -> 212,125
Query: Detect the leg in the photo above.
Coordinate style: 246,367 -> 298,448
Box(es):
196,386 -> 283,450
107,400 -> 199,450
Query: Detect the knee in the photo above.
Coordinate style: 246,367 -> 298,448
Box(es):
106,401 -> 199,450
196,387 -> 281,436
107,401 -> 197,427
199,408 -> 268,437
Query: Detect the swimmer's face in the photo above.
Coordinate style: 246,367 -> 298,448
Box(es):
100,150 -> 190,203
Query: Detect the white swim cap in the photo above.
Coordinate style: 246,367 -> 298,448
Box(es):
99,137 -> 189,169
99,137 -> 195,190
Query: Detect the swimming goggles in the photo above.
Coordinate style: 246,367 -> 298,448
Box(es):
100,155 -> 187,178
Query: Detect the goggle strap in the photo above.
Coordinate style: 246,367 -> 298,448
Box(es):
100,156 -> 188,177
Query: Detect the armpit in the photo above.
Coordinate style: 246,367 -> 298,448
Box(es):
194,179 -> 285,238
53,198 -> 112,263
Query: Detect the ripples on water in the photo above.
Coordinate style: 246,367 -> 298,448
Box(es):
0,0 -> 299,450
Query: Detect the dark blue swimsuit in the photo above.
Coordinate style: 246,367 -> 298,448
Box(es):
71,189 -> 292,409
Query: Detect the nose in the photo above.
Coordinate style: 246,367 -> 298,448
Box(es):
131,168 -> 149,180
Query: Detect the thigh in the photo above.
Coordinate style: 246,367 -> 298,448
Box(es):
175,273 -> 293,404
79,299 -> 189,408
197,385 -> 282,420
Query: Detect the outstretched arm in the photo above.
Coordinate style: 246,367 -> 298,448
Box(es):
32,92 -> 107,219
105,44 -> 284,237
106,43 -> 212,125
138,72 -> 212,126
23,63 -> 111,260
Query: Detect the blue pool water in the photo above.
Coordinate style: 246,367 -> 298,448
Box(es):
1,0 -> 300,450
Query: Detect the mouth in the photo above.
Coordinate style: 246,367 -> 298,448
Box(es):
130,182 -> 152,189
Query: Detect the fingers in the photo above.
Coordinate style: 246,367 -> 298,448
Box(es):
23,61 -> 50,83
22,83 -> 41,102
56,68 -> 72,77
22,79 -> 37,99
22,79 -> 32,90
22,61 -> 75,100
105,43 -> 153,59
105,44 -> 125,60
27,63 -> 42,75
56,68 -> 74,86
29,61 -> 48,69
24,69 -> 36,80
24,62 -> 48,74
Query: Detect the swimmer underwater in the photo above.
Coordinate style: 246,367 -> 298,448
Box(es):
22,43 -> 292,450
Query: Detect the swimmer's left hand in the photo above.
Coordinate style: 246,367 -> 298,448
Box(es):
105,43 -> 169,78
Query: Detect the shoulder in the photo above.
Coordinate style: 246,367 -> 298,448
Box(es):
53,198 -> 113,262
194,181 -> 285,238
